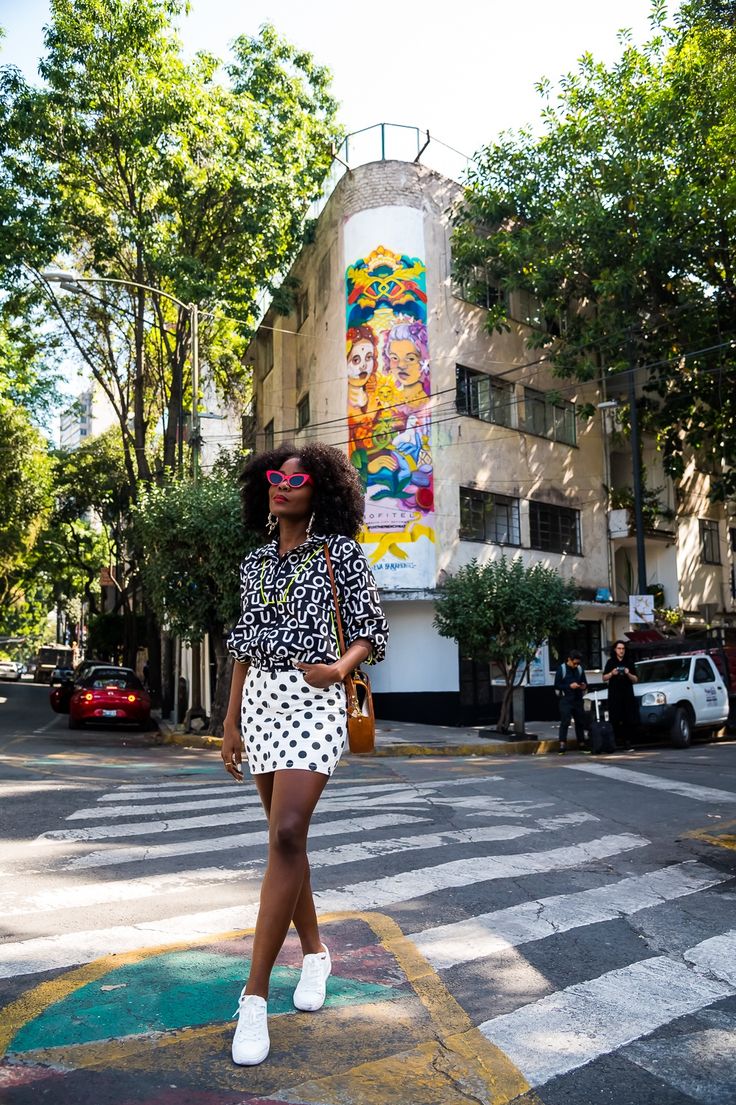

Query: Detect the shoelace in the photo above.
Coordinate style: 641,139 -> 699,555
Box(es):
232,992 -> 266,1036
301,955 -> 326,984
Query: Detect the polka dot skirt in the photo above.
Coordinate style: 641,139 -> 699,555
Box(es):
240,667 -> 347,776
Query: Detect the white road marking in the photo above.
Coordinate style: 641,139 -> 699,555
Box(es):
316,833 -> 648,913
565,762 -> 736,803
478,933 -> 736,1087
409,862 -> 731,968
1,813 -> 592,915
684,929 -> 736,987
97,774 -> 506,804
46,786 -> 518,843
0,866 -> 260,917
0,833 -> 649,978
59,812 -> 429,870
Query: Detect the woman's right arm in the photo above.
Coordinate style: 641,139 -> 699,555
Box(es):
221,660 -> 249,781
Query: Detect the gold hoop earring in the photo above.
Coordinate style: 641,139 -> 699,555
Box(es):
266,512 -> 278,535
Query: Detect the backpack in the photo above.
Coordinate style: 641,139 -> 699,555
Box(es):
555,664 -> 582,698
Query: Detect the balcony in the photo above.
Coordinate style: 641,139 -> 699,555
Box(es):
608,508 -> 677,546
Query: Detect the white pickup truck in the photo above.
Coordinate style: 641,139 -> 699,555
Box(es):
587,653 -> 730,748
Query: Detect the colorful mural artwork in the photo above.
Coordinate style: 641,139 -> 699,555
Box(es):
346,239 -> 436,590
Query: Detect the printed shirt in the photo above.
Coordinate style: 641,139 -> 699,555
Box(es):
226,533 -> 389,667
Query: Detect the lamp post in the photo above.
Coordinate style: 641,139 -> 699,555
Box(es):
41,268 -> 204,723
40,270 -> 201,479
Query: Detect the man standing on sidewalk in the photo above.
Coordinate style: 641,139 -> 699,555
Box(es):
554,650 -> 588,754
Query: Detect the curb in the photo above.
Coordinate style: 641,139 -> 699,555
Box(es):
156,727 -> 574,758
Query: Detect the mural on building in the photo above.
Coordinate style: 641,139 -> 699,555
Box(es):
345,242 -> 436,590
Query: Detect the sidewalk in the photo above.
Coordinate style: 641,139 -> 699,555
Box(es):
155,714 -> 569,757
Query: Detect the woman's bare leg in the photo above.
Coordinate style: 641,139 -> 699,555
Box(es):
246,770 -> 329,998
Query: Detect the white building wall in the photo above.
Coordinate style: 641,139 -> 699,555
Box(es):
368,601 -> 459,694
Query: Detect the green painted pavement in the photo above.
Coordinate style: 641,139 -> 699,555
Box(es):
9,950 -> 401,1054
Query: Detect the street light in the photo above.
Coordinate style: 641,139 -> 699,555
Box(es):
40,269 -> 201,479
41,267 -> 204,725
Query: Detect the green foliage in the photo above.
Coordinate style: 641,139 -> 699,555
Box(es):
133,471 -> 256,643
434,556 -> 578,730
453,3 -> 736,498
0,398 -> 54,589
2,0 -> 340,485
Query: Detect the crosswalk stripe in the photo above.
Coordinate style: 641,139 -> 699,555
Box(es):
0,833 -> 649,979
58,812 -> 429,871
478,932 -> 736,1087
312,833 -> 649,913
684,928 -> 736,987
408,861 -> 731,968
565,762 -> 736,803
97,773 -> 506,804
82,774 -> 507,818
1,813 -> 598,916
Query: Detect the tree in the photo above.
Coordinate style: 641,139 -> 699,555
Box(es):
453,0 -> 736,498
2,0 -> 340,688
0,398 -> 54,601
434,556 -> 578,732
4,0 -> 340,487
132,462 -> 256,734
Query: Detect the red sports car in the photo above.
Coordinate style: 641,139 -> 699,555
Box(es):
68,667 -> 151,730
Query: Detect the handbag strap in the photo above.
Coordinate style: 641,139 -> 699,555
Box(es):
323,543 -> 347,657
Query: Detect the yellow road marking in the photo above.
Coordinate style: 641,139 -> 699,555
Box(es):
685,817 -> 736,852
1,911 -> 541,1105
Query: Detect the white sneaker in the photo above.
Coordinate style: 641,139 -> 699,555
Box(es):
231,990 -> 269,1065
293,944 -> 331,1011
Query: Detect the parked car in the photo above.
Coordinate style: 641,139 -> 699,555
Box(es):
68,667 -> 151,730
586,652 -> 730,749
0,659 -> 22,681
49,668 -> 77,712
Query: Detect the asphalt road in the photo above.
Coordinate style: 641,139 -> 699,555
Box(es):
1,679 -> 735,1105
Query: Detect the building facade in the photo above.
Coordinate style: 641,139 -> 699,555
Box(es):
243,157 -> 641,723
242,154 -> 736,724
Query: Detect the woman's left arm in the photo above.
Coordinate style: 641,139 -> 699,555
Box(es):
332,539 -> 389,664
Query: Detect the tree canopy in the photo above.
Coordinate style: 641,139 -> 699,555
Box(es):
453,0 -> 736,498
434,556 -> 578,731
3,0 -> 340,486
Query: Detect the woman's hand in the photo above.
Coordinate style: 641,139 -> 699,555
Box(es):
221,717 -> 244,782
295,661 -> 342,689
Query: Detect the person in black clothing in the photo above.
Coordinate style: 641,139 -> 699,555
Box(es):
554,650 -> 588,754
602,640 -> 639,749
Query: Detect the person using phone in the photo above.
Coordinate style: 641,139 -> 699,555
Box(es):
554,650 -> 588,754
602,640 -> 639,749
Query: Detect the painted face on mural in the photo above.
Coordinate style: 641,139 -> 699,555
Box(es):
347,340 -> 375,384
388,339 -> 423,388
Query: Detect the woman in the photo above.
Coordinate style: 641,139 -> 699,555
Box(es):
602,640 -> 639,749
222,443 -> 388,1067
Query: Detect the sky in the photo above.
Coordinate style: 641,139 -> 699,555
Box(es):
1,0 -> 660,176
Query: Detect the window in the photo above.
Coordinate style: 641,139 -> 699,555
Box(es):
522,387 -> 576,446
297,393 -> 310,430
694,658 -> 715,684
452,264 -> 504,310
296,291 -> 309,330
459,488 -> 521,546
318,251 -> 331,309
549,621 -> 602,671
514,289 -> 545,329
700,519 -> 721,564
456,365 -> 514,428
264,419 -> 274,451
530,500 -> 581,555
